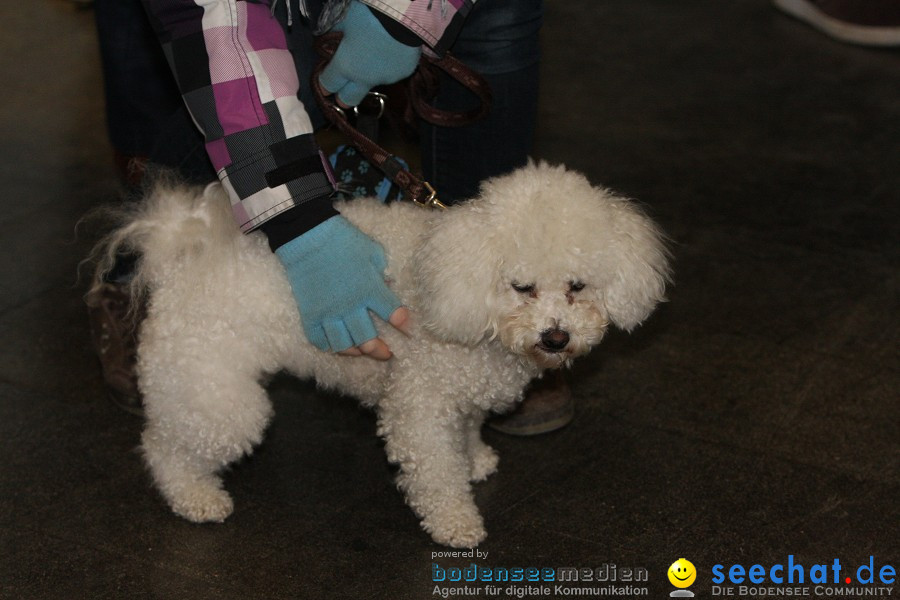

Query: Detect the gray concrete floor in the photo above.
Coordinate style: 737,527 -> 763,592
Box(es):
1,1 -> 898,599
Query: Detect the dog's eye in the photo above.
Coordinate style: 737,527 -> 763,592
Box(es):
511,282 -> 535,294
569,281 -> 586,292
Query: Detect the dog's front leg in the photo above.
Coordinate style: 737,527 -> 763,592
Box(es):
465,412 -> 498,483
378,396 -> 487,548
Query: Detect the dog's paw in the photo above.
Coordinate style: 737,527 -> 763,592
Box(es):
469,445 -> 499,482
422,504 -> 487,548
170,484 -> 234,523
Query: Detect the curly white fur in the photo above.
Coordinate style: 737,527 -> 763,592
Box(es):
91,163 -> 670,548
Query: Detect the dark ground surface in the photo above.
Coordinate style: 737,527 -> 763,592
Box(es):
1,1 -> 897,599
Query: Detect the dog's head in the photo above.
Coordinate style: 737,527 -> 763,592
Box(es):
414,163 -> 671,369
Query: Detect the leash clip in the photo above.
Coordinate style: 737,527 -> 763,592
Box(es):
353,91 -> 387,120
413,181 -> 448,211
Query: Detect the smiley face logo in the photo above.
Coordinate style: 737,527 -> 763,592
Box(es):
668,558 -> 697,588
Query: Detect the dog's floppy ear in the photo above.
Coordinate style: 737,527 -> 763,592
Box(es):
413,203 -> 501,345
601,200 -> 671,331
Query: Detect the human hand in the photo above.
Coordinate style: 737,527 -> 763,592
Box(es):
319,0 -> 421,107
274,215 -> 408,360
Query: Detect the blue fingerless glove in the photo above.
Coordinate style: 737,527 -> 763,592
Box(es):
274,215 -> 402,352
319,0 -> 422,107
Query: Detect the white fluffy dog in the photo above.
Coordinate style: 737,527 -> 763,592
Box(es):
92,162 -> 669,548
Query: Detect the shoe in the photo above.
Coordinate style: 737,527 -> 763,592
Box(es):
489,370 -> 575,436
773,0 -> 900,46
86,281 -> 144,416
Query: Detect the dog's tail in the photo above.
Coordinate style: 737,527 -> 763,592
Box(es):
86,177 -> 237,311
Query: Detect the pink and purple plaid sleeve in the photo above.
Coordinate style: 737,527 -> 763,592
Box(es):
362,0 -> 475,54
142,0 -> 336,233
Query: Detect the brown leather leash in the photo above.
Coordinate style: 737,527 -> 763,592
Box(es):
312,32 -> 492,210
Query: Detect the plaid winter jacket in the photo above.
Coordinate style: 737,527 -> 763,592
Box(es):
141,0 -> 473,241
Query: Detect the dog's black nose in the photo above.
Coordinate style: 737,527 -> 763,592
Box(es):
539,329 -> 570,352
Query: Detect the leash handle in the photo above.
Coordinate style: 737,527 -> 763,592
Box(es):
410,51 -> 492,127
312,32 -> 491,209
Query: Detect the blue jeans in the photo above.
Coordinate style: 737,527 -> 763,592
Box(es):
95,0 -> 217,183
420,0 -> 544,203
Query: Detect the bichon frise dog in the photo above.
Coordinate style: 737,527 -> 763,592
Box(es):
91,162 -> 670,548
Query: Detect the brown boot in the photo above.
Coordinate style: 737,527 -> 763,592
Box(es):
489,370 -> 574,436
86,282 -> 144,416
